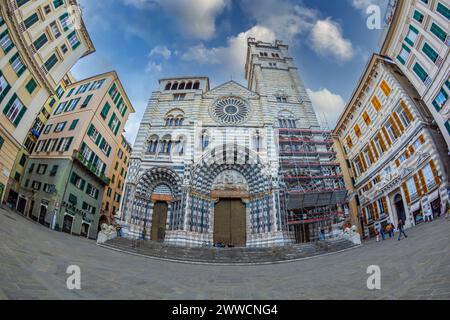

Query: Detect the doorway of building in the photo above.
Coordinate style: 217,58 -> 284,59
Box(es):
17,197 -> 26,214
394,194 -> 406,223
38,205 -> 47,225
213,199 -> 246,247
27,200 -> 34,218
151,201 -> 168,242
62,214 -> 73,234
293,223 -> 311,243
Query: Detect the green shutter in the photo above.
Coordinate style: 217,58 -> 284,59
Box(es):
101,102 -> 110,119
422,43 -> 438,62
99,138 -> 106,149
413,63 -> 428,82
109,83 -> 117,96
430,23 -> 447,42
81,94 -> 92,108
114,120 -> 121,136
413,10 -> 424,23
95,133 -> 102,146
25,78 -> 37,94
121,105 -> 127,117
3,93 -> 16,116
437,2 -> 450,20
108,113 -> 115,128
69,119 -> 78,130
87,124 -> 94,136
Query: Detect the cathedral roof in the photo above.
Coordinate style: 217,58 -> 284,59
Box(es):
206,80 -> 259,98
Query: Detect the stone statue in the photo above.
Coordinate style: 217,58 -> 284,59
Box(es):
97,223 -> 118,244
343,225 -> 362,245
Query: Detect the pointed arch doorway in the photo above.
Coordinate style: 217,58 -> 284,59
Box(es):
214,199 -> 246,247
211,170 -> 249,247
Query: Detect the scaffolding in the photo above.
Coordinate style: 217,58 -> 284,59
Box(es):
278,127 -> 347,243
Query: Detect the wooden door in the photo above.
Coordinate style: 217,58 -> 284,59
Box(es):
214,199 -> 246,247
151,202 -> 168,241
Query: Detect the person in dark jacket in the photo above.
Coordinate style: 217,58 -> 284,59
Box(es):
397,219 -> 408,241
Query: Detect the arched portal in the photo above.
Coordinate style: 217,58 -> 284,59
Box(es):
130,168 -> 182,240
188,144 -> 280,247
212,170 -> 249,247
394,194 -> 406,223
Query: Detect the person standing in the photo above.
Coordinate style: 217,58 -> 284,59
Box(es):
445,201 -> 450,220
397,219 -> 408,241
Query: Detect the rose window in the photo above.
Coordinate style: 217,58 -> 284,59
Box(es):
210,97 -> 250,125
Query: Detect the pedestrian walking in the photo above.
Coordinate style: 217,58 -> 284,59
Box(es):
424,206 -> 433,222
445,201 -> 450,220
379,225 -> 385,241
397,219 -> 408,241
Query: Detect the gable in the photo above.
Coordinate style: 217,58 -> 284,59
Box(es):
204,81 -> 259,99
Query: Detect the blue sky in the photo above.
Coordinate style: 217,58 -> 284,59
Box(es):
72,0 -> 389,143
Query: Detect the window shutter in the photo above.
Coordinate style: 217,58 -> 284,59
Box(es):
13,104 -> 27,127
360,154 -> 367,171
370,140 -> 379,159
382,127 -> 392,146
409,145 -> 415,155
402,183 -> 410,204
367,146 -> 375,163
393,112 -> 405,133
429,160 -> 441,185
419,134 -> 425,144
100,138 -> 106,149
413,174 -> 422,196
400,101 -> 414,122
114,120 -> 121,135
395,159 -> 400,167
377,133 -> 387,151
87,124 -> 94,136
388,116 -> 401,137
382,198 -> 388,214
95,133 -> 102,146
371,96 -> 382,112
418,169 -> 428,194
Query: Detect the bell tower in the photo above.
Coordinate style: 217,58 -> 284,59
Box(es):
245,38 -> 320,129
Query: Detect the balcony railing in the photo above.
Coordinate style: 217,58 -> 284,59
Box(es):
74,151 -> 110,185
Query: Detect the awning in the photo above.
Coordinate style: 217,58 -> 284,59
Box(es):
428,189 -> 440,202
410,201 -> 421,212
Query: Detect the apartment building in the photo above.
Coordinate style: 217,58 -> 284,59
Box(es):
101,134 -> 132,224
5,72 -> 74,210
20,71 -> 134,239
0,0 -> 94,202
333,54 -> 449,238
381,0 -> 450,151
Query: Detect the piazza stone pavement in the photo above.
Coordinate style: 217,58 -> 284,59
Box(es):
0,206 -> 449,300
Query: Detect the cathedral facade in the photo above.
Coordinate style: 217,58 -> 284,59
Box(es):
120,39 -> 345,247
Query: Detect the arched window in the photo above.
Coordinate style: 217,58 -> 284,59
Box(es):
165,116 -> 174,126
175,137 -> 185,155
165,82 -> 171,90
201,130 -> 209,150
186,82 -> 192,89
178,82 -> 185,90
171,82 -> 178,90
253,130 -> 263,152
147,135 -> 159,154
193,81 -> 200,90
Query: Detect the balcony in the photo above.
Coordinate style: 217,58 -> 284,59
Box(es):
73,151 -> 110,185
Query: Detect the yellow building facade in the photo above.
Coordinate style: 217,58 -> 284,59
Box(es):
334,54 -> 449,238
0,0 -> 94,203
101,134 -> 132,224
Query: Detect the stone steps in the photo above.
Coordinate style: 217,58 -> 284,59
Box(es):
100,237 -> 357,264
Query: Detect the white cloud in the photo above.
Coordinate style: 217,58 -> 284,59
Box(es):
182,25 -> 276,77
149,45 -> 172,60
307,88 -> 346,128
121,0 -> 230,39
310,19 -> 354,62
351,0 -> 388,12
145,61 -> 162,73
